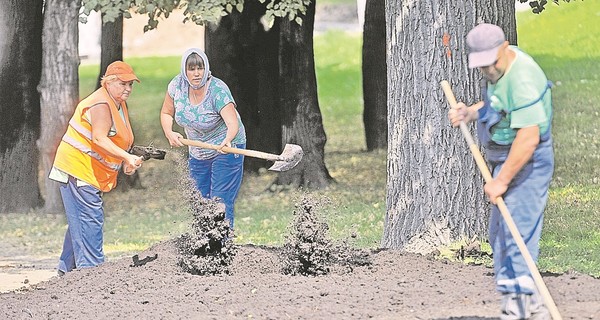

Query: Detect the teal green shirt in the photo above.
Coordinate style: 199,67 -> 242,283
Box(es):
487,46 -> 552,144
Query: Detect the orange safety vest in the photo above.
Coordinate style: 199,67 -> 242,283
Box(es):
52,87 -> 134,192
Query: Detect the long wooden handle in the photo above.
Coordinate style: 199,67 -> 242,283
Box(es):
440,80 -> 562,320
179,138 -> 282,161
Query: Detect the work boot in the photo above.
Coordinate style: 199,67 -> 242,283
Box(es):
500,293 -> 550,320
529,291 -> 550,320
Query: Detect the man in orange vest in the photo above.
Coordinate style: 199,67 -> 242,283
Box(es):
49,61 -> 143,274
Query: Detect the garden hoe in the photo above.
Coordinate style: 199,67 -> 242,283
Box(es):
440,80 -> 562,320
179,138 -> 303,172
129,144 -> 167,161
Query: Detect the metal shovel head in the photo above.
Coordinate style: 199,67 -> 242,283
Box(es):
268,144 -> 304,172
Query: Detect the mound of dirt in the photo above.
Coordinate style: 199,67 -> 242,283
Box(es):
1,239 -> 599,319
2,154 -> 600,319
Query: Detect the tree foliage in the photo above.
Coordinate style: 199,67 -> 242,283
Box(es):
81,0 -> 310,31
521,0 -> 576,14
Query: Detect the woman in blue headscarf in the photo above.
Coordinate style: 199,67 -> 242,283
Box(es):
161,48 -> 246,232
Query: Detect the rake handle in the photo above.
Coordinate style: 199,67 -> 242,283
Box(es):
440,80 -> 562,320
179,138 -> 282,162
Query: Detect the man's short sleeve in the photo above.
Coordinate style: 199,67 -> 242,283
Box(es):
509,81 -> 548,129
510,102 -> 547,129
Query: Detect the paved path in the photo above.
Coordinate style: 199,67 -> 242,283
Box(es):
0,255 -> 57,293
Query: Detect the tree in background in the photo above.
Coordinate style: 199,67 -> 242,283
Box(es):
39,0 -> 81,213
274,0 -> 333,188
382,0 -> 516,252
362,0 -> 387,151
200,0 -> 333,188
94,12 -> 147,190
0,0 -> 44,212
2,0 -> 563,212
206,0 -> 332,188
82,0 -> 331,188
205,1 -> 282,173
95,14 -> 124,89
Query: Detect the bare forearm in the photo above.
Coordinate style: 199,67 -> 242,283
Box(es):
224,123 -> 239,144
465,101 -> 485,124
93,136 -> 131,161
220,104 -> 239,144
160,112 -> 175,135
496,126 -> 539,185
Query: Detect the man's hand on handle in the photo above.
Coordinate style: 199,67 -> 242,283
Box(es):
448,102 -> 470,127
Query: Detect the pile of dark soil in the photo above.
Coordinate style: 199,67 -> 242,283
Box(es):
2,155 -> 600,319
4,141 -> 599,320
1,239 -> 599,319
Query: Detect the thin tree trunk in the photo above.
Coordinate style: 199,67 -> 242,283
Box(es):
275,0 -> 333,189
94,14 -> 143,191
96,14 -> 123,88
382,0 -> 515,252
206,1 -> 282,172
39,0 -> 81,213
362,0 -> 387,151
0,0 -> 44,212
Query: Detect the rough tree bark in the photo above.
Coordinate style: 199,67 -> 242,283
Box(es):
382,0 -> 515,252
206,1 -> 282,172
39,0 -> 81,213
274,0 -> 333,189
362,0 -> 387,151
0,0 -> 44,212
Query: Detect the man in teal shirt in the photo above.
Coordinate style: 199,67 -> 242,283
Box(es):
448,23 -> 554,319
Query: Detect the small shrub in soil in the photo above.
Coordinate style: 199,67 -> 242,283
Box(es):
280,195 -> 371,276
171,152 -> 236,275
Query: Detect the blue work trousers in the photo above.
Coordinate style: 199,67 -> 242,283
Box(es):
189,144 -> 245,229
57,176 -> 105,273
489,138 -> 554,295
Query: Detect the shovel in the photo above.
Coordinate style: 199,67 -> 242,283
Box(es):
440,80 -> 562,320
179,138 -> 303,172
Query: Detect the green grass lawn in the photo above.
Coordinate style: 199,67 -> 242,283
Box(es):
1,2 -> 599,277
516,0 -> 600,276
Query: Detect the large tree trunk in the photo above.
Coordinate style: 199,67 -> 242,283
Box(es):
206,1 -> 282,172
39,0 -> 81,213
0,0 -> 44,212
382,0 -> 515,252
275,0 -> 333,189
362,0 -> 387,151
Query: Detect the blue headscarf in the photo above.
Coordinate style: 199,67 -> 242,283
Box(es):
181,48 -> 211,89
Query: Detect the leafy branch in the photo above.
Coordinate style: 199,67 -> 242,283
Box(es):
520,0 -> 575,14
81,0 -> 311,32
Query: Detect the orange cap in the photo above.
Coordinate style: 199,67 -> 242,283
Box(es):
104,61 -> 140,82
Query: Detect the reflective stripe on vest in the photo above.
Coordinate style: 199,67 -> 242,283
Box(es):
68,118 -> 92,140
62,133 -> 122,171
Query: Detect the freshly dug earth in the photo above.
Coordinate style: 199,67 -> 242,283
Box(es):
1,240 -> 600,319
1,188 -> 599,320
2,153 -> 600,319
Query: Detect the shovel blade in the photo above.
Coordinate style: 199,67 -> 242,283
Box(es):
268,144 -> 304,172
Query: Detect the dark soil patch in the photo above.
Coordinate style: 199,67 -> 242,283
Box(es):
1,187 -> 599,320
1,240 -> 599,319
2,148 -> 600,319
